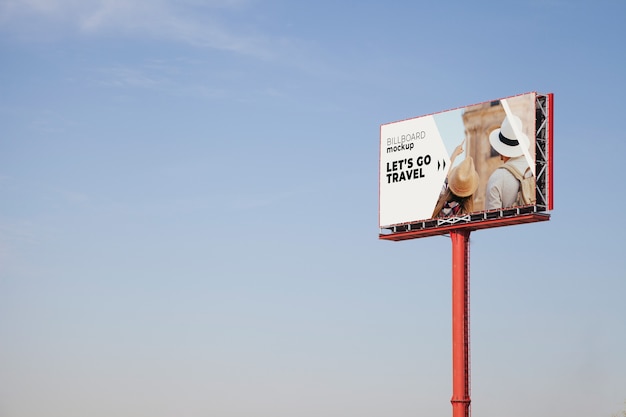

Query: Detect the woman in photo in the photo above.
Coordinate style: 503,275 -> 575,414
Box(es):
432,143 -> 479,218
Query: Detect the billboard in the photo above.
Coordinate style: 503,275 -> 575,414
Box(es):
379,92 -> 553,240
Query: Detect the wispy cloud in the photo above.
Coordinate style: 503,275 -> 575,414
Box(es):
0,0 -> 277,58
95,65 -> 168,89
91,61 -> 238,100
1,0 -> 340,100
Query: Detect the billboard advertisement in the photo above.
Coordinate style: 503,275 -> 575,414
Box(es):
379,92 -> 553,238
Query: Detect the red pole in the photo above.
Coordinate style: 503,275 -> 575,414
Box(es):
450,229 -> 471,417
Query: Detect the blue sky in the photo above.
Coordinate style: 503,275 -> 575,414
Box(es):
1,1 -> 625,417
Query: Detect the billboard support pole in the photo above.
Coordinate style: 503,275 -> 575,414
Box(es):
450,229 -> 471,417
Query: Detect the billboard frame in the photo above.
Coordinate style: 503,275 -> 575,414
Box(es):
379,92 -> 553,241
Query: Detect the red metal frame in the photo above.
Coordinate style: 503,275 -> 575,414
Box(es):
548,93 -> 555,210
451,230 -> 471,417
379,212 -> 550,241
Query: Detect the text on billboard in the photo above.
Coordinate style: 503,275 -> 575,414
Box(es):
386,131 -> 426,153
385,155 -> 431,183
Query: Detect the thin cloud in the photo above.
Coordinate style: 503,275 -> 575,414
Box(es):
95,65 -> 168,89
92,62 -> 235,100
1,0 -> 340,95
0,0 -> 276,58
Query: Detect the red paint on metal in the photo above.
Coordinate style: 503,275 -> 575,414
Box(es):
379,212 -> 550,241
548,93 -> 555,210
450,230 -> 471,417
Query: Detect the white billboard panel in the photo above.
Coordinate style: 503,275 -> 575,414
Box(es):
379,92 -> 551,231
379,115 -> 450,227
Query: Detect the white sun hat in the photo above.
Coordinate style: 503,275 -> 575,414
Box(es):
489,114 -> 530,158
